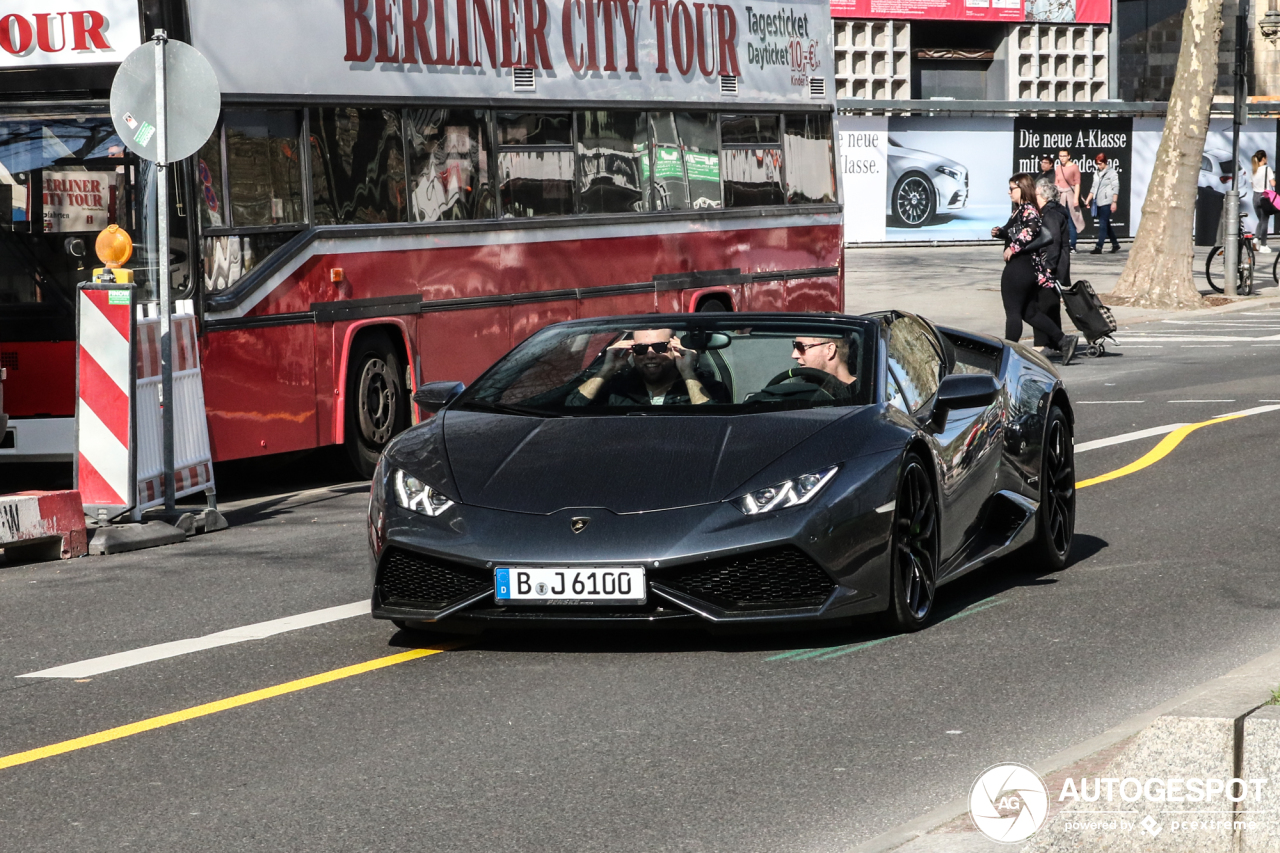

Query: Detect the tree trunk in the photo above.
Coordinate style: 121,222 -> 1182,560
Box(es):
1110,0 -> 1225,309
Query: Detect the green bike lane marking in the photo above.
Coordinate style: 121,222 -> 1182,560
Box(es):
766,598 -> 1009,663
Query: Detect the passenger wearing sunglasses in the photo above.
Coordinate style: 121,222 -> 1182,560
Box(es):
568,328 -> 728,407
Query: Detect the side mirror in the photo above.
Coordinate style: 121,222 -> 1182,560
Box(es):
412,380 -> 465,414
934,374 -> 999,414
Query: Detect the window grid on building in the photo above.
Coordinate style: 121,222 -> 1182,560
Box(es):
833,20 -> 910,100
1011,24 -> 1109,102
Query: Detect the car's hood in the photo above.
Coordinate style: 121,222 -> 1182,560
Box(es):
437,408 -> 861,514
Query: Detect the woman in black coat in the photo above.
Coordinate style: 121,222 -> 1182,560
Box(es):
991,173 -> 1078,364
1033,177 -> 1071,353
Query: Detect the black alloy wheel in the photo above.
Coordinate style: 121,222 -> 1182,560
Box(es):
887,453 -> 939,631
893,173 -> 936,228
1030,405 -> 1075,570
345,332 -> 407,479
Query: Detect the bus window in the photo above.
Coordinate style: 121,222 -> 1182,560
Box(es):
497,113 -> 573,218
309,107 -> 407,225
721,114 -> 785,208
195,128 -> 226,229
784,113 -> 837,204
223,110 -> 305,227
649,112 -> 721,211
575,111 -> 649,215
405,109 -> 494,222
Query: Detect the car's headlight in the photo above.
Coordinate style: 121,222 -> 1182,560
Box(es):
936,166 -> 963,180
732,466 -> 838,515
393,469 -> 455,516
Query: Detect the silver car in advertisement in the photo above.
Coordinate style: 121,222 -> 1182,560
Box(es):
886,138 -> 969,227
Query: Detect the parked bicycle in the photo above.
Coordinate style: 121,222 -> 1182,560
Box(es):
1205,220 -> 1256,295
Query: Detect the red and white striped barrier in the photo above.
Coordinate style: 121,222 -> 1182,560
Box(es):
0,490 -> 89,560
76,286 -> 135,517
76,288 -> 217,519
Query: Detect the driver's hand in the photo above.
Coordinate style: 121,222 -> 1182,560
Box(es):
669,342 -> 697,379
599,343 -> 630,378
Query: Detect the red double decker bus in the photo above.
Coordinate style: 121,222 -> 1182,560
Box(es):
1,0 -> 842,478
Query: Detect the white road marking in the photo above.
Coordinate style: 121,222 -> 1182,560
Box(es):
1169,399 -> 1235,403
1077,400 -> 1145,404
17,600 -> 371,679
1215,404 -> 1280,418
1074,424 -> 1189,454
1181,345 -> 1232,348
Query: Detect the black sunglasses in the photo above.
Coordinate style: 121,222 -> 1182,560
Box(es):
792,340 -> 835,354
629,341 -> 671,355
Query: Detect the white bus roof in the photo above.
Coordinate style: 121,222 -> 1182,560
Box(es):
187,0 -> 833,107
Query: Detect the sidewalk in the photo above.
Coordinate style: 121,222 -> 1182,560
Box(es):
843,243 -> 1280,337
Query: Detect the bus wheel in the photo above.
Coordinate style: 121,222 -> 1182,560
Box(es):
345,332 -> 406,479
697,296 -> 730,312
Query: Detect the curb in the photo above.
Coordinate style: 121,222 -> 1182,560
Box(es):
1108,292 -> 1280,329
0,490 -> 88,563
849,645 -> 1280,853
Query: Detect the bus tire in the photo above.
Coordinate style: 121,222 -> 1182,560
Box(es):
345,331 -> 407,479
697,296 -> 730,312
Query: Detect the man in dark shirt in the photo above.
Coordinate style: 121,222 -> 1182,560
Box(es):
567,328 -> 728,406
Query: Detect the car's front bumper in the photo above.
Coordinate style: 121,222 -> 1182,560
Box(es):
368,466 -> 899,630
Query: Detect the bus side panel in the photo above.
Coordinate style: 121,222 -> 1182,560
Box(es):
418,308 -> 512,388
202,326 -> 318,461
512,303 -> 578,350
2,341 -> 76,417
744,279 -> 789,312
784,274 -> 843,313
316,323 -> 336,447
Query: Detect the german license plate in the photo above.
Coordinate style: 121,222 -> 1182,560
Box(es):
494,567 -> 646,604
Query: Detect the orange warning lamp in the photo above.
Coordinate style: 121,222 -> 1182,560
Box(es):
93,225 -> 135,284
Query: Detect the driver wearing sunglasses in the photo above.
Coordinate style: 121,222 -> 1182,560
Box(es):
568,327 -> 728,406
789,335 -> 857,396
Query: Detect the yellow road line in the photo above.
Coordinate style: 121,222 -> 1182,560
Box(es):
1076,412 -> 1252,489
0,645 -> 457,772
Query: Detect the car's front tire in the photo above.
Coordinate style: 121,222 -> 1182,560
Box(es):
893,173 -> 936,228
1029,405 -> 1075,570
886,452 -> 939,632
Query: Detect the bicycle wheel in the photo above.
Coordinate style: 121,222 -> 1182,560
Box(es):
1272,250 -> 1278,284
1241,244 -> 1256,295
1205,246 -> 1226,293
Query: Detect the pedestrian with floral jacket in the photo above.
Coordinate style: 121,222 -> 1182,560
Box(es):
991,173 -> 1079,365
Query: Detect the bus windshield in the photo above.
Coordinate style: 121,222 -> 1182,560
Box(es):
0,115 -> 129,311
457,317 -> 876,416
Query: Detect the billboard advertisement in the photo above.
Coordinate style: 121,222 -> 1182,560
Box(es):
837,115 -> 888,243
830,0 -> 1109,23
879,116 -> 1012,242
187,0 -> 834,105
0,1 -> 142,69
1013,116 -> 1132,241
1129,118 -> 1278,245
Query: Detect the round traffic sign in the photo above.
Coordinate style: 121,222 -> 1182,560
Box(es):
110,39 -> 221,163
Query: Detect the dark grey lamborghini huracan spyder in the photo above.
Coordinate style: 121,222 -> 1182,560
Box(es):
367,311 -> 1075,633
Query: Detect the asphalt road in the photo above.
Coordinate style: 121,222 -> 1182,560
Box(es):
4,310 -> 1280,852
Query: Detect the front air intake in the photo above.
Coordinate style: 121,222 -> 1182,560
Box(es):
660,546 -> 835,610
377,547 -> 491,608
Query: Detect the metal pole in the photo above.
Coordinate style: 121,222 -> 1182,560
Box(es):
1225,3 -> 1249,297
154,29 -> 176,511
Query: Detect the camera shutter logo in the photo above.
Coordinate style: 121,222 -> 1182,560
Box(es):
969,763 -> 1050,843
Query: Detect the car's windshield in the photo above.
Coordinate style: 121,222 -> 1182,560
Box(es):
456,317 -> 876,416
